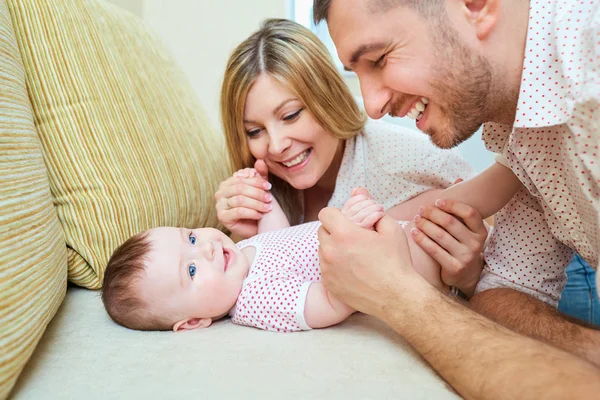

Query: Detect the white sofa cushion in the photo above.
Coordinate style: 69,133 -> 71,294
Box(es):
12,288 -> 458,399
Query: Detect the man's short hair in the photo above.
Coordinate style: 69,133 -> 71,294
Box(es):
101,231 -> 170,331
313,0 -> 442,25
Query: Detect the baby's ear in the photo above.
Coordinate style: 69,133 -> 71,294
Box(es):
172,318 -> 212,332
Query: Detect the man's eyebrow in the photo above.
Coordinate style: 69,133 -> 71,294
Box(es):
344,42 -> 388,71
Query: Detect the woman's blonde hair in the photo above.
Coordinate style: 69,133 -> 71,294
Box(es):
220,18 -> 366,224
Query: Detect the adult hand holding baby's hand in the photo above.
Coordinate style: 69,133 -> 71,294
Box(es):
214,159 -> 272,239
318,208 -> 428,321
341,187 -> 384,229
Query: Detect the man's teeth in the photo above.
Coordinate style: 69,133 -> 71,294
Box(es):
406,98 -> 429,119
282,149 -> 310,167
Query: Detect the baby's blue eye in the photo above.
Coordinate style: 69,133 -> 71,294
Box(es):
189,232 -> 196,245
188,263 -> 197,278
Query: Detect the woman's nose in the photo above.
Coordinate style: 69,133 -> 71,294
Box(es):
267,130 -> 291,156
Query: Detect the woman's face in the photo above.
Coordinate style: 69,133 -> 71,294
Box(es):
243,74 -> 341,190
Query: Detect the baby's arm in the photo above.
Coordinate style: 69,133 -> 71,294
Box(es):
257,194 -> 290,233
303,190 -> 385,329
438,161 -> 521,219
234,167 -> 290,234
343,189 -> 448,293
304,283 -> 355,329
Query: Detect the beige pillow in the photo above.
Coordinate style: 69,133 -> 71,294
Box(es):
0,0 -> 67,396
7,0 -> 230,288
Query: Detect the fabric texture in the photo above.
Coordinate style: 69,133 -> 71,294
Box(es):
559,255 -> 600,325
0,0 -> 67,397
233,222 -> 323,332
10,288 -> 459,400
476,0 -> 599,306
6,0 -> 230,289
328,119 -> 475,211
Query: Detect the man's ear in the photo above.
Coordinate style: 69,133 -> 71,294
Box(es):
462,0 -> 499,40
172,317 -> 212,332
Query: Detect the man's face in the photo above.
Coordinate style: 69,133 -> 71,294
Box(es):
327,0 -> 493,148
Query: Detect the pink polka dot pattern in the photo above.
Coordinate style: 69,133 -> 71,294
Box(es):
478,0 -> 599,306
231,222 -> 322,333
328,119 -> 475,211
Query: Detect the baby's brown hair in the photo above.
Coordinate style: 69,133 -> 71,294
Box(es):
102,231 -> 171,331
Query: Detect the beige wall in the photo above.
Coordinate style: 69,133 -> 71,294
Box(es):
108,0 -> 287,129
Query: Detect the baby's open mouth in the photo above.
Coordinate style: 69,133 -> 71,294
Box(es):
223,249 -> 231,272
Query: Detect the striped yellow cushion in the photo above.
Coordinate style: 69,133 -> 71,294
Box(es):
7,0 -> 230,289
0,0 -> 67,397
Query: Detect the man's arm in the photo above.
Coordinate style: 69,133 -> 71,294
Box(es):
318,208 -> 600,399
470,190 -> 600,366
470,288 -> 600,365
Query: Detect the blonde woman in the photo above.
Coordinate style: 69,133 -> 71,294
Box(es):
215,19 -> 488,296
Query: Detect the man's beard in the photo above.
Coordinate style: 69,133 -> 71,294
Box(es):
425,21 -> 494,149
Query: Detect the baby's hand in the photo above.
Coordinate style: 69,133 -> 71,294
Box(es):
233,168 -> 259,179
342,187 -> 384,229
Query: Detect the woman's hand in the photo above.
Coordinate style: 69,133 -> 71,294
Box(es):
214,160 -> 272,239
411,198 -> 488,297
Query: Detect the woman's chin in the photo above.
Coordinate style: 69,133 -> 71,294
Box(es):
287,176 -> 318,190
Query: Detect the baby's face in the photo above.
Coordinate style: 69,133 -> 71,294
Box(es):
139,227 -> 249,329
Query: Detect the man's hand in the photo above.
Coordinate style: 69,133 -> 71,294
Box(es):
318,207 -> 427,320
341,187 -> 384,229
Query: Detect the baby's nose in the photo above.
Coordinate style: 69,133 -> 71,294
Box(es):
200,241 -> 215,261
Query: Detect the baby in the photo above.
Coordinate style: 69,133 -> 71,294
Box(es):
102,160 -> 521,333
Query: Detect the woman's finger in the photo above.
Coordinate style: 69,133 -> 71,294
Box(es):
217,206 -> 263,225
410,226 -> 458,275
413,214 -> 463,255
227,194 -> 272,213
216,178 -> 272,204
433,199 -> 488,238
417,205 -> 475,246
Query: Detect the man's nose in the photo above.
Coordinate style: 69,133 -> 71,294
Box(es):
359,74 -> 391,120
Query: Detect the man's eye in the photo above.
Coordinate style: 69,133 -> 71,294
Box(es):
189,232 -> 196,245
283,109 -> 302,121
188,263 -> 197,279
374,54 -> 386,67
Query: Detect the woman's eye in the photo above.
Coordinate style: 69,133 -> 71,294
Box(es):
188,232 -> 196,245
188,263 -> 197,279
246,128 -> 261,138
283,109 -> 302,121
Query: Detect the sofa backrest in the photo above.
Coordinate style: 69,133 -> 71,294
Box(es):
1,0 -> 231,396
0,0 -> 67,397
7,0 -> 230,289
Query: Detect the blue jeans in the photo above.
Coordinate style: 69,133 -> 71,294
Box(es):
558,255 -> 600,326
